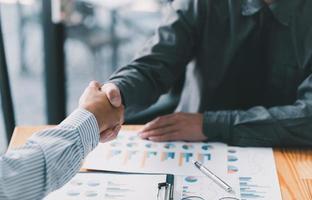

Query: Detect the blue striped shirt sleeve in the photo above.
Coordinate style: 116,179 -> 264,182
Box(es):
0,108 -> 100,200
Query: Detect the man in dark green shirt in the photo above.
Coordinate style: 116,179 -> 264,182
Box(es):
102,0 -> 312,147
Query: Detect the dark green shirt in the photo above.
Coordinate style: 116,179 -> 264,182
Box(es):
109,0 -> 312,147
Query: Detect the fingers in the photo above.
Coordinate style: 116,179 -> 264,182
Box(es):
116,105 -> 125,124
113,124 -> 122,137
139,125 -> 178,139
79,81 -> 124,133
100,129 -> 117,143
100,125 -> 122,143
100,129 -> 115,143
148,132 -> 180,142
102,83 -> 122,107
139,114 -> 179,141
140,114 -> 176,132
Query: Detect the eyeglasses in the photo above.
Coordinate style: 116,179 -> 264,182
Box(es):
181,196 -> 240,200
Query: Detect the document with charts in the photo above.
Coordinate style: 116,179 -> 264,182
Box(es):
83,131 -> 227,176
83,131 -> 282,200
172,147 -> 282,200
174,175 -> 241,200
44,172 -> 168,200
227,146 -> 282,200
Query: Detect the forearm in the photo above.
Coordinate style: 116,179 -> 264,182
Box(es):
202,74 -> 312,147
203,103 -> 312,147
0,109 -> 99,200
108,0 -> 203,114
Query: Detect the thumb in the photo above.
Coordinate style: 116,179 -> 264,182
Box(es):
102,83 -> 122,107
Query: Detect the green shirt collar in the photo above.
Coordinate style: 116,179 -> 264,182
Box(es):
241,0 -> 295,26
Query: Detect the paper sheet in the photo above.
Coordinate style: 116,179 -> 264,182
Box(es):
83,131 -> 227,176
174,175 -> 240,200
227,147 -> 282,200
82,131 -> 282,200
44,173 -> 167,200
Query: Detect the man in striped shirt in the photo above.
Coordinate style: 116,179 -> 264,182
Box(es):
0,81 -> 124,200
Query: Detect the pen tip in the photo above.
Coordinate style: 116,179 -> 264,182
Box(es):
192,160 -> 201,168
227,188 -> 235,194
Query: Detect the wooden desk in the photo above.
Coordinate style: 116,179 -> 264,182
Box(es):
8,126 -> 312,200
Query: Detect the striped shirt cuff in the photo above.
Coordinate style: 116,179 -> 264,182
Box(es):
60,108 -> 100,157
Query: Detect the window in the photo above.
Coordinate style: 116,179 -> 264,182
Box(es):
65,0 -> 162,113
0,0 -> 164,150
0,0 -> 46,151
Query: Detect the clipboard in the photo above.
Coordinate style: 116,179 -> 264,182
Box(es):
44,171 -> 174,200
88,171 -> 175,200
157,174 -> 174,200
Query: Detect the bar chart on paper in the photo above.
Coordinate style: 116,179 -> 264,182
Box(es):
82,131 -> 281,200
83,131 -> 227,176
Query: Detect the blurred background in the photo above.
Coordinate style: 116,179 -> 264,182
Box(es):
0,0 -> 164,153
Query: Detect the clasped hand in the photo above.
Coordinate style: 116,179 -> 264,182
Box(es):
100,83 -> 208,142
79,81 -> 124,143
80,82 -> 208,143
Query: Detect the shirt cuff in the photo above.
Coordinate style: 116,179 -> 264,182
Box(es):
203,111 -> 232,142
60,108 -> 100,156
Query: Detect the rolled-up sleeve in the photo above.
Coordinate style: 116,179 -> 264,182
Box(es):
0,108 -> 99,200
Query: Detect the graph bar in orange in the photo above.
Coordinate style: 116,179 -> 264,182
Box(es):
123,151 -> 130,165
179,153 -> 183,166
141,151 -> 147,168
161,152 -> 166,161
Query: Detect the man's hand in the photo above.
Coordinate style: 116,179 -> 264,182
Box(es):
99,83 -> 207,142
138,113 -> 207,142
79,81 -> 124,142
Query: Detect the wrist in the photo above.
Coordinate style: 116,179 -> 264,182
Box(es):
197,113 -> 207,140
202,112 -> 219,140
80,104 -> 102,129
60,108 -> 100,155
202,111 -> 232,142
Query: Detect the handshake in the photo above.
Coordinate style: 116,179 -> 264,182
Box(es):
79,81 -> 206,143
79,81 -> 124,143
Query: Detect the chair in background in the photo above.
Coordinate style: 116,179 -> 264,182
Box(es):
0,14 -> 16,144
